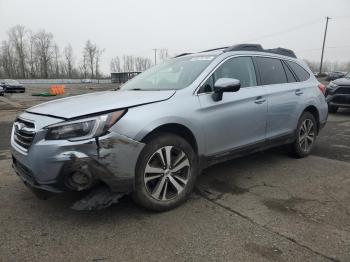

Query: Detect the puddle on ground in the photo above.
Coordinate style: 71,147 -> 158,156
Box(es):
245,242 -> 283,261
209,179 -> 248,195
262,197 -> 309,214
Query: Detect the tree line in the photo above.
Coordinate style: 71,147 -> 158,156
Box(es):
303,59 -> 350,73
0,25 -> 156,79
110,49 -> 170,73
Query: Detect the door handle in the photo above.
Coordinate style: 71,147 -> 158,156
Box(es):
295,89 -> 303,96
255,96 -> 266,104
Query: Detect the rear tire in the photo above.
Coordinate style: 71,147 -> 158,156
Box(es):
289,112 -> 317,158
133,134 -> 198,211
328,105 -> 338,113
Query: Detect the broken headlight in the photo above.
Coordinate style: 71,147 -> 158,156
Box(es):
45,110 -> 126,141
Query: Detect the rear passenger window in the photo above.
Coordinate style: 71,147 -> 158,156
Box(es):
282,62 -> 297,83
285,61 -> 310,81
256,57 -> 287,85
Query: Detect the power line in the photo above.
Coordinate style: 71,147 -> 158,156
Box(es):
297,45 -> 350,53
243,18 -> 323,42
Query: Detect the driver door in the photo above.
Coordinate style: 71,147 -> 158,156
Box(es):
197,56 -> 267,156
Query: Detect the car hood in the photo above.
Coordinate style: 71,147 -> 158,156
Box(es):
332,78 -> 350,86
26,90 -> 175,119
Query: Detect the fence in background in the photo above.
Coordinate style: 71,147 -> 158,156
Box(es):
0,79 -> 112,84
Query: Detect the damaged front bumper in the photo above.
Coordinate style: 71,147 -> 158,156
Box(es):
11,120 -> 145,198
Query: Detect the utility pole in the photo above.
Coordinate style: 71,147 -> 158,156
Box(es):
153,48 -> 157,65
319,16 -> 331,74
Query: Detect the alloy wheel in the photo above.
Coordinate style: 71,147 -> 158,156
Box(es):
143,146 -> 191,201
298,119 -> 315,152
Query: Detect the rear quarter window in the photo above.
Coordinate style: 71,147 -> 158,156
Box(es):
285,61 -> 310,81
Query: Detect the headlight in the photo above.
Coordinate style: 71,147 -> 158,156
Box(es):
45,110 -> 126,141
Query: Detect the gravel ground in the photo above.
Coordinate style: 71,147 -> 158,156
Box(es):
0,83 -> 349,261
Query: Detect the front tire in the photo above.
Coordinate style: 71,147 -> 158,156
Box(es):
133,134 -> 198,211
289,112 -> 317,158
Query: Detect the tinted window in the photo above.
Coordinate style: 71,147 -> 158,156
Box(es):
285,61 -> 310,81
256,57 -> 287,85
282,62 -> 297,83
214,57 -> 257,88
199,56 -> 257,93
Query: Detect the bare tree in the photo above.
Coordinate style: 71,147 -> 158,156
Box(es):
8,25 -> 27,78
64,44 -> 74,78
53,43 -> 60,78
135,56 -> 152,71
158,48 -> 170,62
79,54 -> 89,79
33,30 -> 54,78
83,40 -> 97,78
122,55 -> 135,72
1,40 -> 16,77
110,56 -> 121,72
95,48 -> 104,79
27,31 -> 39,78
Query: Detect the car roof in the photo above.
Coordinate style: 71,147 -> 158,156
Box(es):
176,44 -> 298,61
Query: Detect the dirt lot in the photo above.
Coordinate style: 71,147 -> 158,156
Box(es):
0,84 -> 349,261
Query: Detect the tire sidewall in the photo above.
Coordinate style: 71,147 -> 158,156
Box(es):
293,112 -> 317,158
133,134 -> 198,211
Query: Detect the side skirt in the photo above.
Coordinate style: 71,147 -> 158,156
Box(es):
199,132 -> 295,170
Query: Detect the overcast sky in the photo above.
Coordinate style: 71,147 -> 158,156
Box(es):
0,0 -> 349,74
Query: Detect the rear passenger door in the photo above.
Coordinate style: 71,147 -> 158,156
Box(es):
255,56 -> 303,140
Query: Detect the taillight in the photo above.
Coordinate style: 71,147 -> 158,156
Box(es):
318,84 -> 326,95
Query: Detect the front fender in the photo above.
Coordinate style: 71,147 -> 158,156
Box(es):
135,116 -> 206,155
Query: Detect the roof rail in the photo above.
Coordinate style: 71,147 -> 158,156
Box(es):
264,47 -> 297,58
174,53 -> 193,58
200,46 -> 229,53
224,44 -> 264,52
223,43 -> 297,58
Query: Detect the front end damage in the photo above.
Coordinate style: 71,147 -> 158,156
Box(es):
12,128 -> 145,210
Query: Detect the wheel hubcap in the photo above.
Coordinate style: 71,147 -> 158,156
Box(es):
143,146 -> 190,201
299,119 -> 315,152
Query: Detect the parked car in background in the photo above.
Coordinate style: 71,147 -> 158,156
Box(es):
0,79 -> 25,93
326,71 -> 350,113
326,71 -> 345,81
81,79 -> 93,83
0,86 -> 4,96
11,44 -> 328,211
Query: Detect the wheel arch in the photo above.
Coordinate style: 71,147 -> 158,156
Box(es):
140,123 -> 199,154
301,105 -> 320,133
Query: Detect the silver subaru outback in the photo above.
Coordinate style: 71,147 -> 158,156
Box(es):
11,44 -> 328,211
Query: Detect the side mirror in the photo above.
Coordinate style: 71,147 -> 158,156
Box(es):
212,78 -> 241,101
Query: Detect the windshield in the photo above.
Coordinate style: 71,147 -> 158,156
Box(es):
121,55 -> 215,91
5,79 -> 20,85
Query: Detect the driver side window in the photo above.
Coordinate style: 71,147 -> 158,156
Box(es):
199,56 -> 257,93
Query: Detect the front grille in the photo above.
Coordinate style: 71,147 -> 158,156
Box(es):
335,86 -> 350,95
13,118 -> 36,150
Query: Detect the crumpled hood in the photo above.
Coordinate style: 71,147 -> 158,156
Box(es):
26,90 -> 175,119
332,78 -> 350,86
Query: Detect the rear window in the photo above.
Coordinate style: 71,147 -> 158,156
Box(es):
285,61 -> 310,81
256,57 -> 287,85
